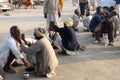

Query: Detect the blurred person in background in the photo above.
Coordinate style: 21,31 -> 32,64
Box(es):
101,16 -> 115,46
59,0 -> 64,11
83,11 -> 92,31
114,0 -> 120,19
72,0 -> 78,6
79,0 -> 88,15
90,0 -> 98,11
89,7 -> 106,43
111,11 -> 120,37
43,0 -> 61,33
30,0 -> 36,9
71,9 -> 83,32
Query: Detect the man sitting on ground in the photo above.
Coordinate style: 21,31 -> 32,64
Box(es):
17,27 -> 59,78
83,12 -> 92,31
50,18 -> 86,55
101,16 -> 115,46
0,26 -> 29,73
71,9 -> 83,32
89,7 -> 106,43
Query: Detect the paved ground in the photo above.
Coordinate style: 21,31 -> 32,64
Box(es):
1,0 -> 120,80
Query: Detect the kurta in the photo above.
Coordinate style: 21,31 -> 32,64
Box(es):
0,36 -> 24,68
20,37 -> 58,77
43,0 -> 60,32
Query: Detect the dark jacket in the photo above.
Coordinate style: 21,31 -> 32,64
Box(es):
89,13 -> 103,32
53,25 -> 80,51
114,0 -> 120,4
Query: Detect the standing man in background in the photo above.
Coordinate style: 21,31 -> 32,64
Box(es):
114,0 -> 120,19
72,0 -> 78,6
59,0 -> 64,11
43,0 -> 61,33
79,0 -> 88,15
90,0 -> 98,11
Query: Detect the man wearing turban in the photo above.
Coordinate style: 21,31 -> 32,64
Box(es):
18,27 -> 58,78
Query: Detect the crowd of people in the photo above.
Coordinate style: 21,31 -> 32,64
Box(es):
0,0 -> 120,80
71,0 -> 120,46
89,6 -> 119,45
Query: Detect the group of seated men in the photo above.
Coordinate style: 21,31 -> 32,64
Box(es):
0,5 -> 119,80
71,6 -> 119,46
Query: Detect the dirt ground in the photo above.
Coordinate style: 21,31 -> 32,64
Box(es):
0,0 -> 120,80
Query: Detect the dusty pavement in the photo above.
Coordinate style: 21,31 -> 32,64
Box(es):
1,0 -> 120,80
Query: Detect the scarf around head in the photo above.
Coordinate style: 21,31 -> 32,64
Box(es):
34,27 -> 46,37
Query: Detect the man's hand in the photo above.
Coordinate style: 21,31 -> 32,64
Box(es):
21,33 -> 30,46
58,11 -> 61,18
22,58 -> 30,67
21,33 -> 25,41
16,36 -> 22,44
44,13 -> 47,18
24,61 -> 30,67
